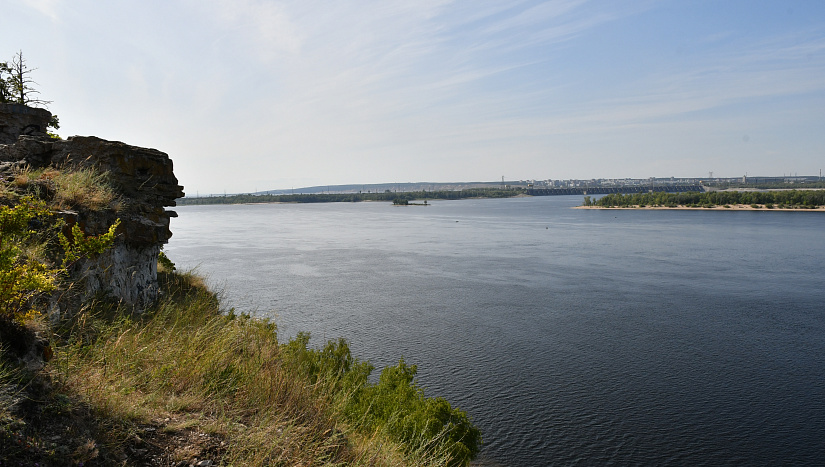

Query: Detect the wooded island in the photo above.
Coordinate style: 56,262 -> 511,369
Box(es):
582,190 -> 825,210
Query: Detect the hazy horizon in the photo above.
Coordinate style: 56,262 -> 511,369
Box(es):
187,173 -> 821,197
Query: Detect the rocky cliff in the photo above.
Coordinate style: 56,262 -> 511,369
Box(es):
0,105 -> 184,309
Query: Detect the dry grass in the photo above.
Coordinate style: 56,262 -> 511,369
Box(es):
47,268 -> 440,466
10,167 -> 121,211
50,168 -> 119,211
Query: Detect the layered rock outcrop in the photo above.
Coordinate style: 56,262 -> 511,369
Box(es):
0,105 -> 184,308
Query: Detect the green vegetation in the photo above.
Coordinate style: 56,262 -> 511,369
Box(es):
712,180 -> 825,190
284,334 -> 480,466
0,165 -> 121,323
1,264 -> 481,465
0,165 -> 120,322
0,195 -> 118,323
179,187 -> 525,205
589,190 -> 825,209
0,197 -> 59,322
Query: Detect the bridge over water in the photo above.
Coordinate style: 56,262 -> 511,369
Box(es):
527,185 -> 705,196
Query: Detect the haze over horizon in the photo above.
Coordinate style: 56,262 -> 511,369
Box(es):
3,1 -> 824,194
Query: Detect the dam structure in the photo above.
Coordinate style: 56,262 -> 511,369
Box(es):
527,185 -> 705,196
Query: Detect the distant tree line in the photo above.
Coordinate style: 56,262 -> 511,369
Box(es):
586,190 -> 825,208
178,187 -> 526,205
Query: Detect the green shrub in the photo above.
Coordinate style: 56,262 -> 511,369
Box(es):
0,197 -> 56,321
346,359 -> 481,466
281,334 -> 481,466
59,220 -> 120,267
0,196 -> 119,322
158,250 -> 176,271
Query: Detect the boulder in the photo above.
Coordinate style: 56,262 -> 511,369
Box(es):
0,103 -> 52,144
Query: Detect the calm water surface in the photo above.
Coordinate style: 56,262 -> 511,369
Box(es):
166,196 -> 825,466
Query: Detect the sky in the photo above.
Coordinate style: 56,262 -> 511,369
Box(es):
3,0 -> 825,194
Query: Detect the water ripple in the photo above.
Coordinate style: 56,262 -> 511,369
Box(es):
168,198 -> 825,466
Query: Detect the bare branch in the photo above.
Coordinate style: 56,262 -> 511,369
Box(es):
5,50 -> 52,107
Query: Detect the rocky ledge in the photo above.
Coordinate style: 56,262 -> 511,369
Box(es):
0,105 -> 184,309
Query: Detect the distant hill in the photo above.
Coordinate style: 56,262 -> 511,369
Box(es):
255,181 -> 522,195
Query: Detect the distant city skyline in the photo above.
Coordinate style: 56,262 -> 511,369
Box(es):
195,172 -> 822,197
3,1 -> 824,194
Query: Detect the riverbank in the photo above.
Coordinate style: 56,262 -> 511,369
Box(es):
575,204 -> 825,211
178,188 -> 526,206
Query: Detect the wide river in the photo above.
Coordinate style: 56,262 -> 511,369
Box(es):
166,196 -> 825,466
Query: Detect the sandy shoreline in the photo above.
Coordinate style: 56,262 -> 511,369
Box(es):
575,204 -> 825,211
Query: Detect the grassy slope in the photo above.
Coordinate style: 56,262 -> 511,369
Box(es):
3,267 -> 459,466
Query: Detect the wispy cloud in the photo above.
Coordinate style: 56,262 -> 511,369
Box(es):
201,0 -> 304,58
146,1 -> 825,184
20,0 -> 60,21
589,32 -> 825,125
173,0 -> 823,185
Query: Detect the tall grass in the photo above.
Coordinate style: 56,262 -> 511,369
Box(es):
12,167 -> 121,211
52,268 -> 477,466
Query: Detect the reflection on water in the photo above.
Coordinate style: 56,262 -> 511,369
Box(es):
167,196 -> 825,466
